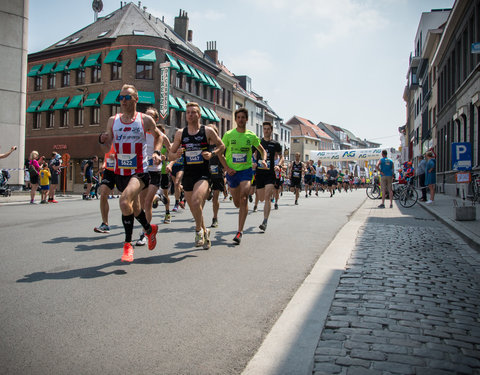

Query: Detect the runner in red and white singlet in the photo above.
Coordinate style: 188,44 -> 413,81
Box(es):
112,112 -> 148,176
99,84 -> 163,263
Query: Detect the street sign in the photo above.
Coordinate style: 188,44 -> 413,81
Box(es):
451,142 -> 472,171
455,172 -> 471,183
472,42 -> 480,54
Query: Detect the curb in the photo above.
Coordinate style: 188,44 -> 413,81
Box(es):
241,198 -> 371,375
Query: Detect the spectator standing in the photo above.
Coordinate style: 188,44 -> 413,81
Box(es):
28,151 -> 41,204
425,151 -> 436,204
417,155 -> 427,202
375,149 -> 394,208
48,152 -> 62,203
39,162 -> 51,204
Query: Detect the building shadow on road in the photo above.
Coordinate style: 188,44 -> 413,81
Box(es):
16,249 -> 203,283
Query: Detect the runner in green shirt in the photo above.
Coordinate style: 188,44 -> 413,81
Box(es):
219,107 -> 267,244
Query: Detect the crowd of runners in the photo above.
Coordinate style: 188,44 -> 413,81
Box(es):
88,84 -> 371,262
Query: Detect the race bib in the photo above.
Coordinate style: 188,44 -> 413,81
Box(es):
258,160 -> 271,170
210,165 -> 219,175
232,153 -> 247,164
106,156 -> 115,169
293,171 -> 300,178
117,153 -> 137,169
185,150 -> 203,164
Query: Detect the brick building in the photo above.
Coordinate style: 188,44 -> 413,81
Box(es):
25,2 -> 231,192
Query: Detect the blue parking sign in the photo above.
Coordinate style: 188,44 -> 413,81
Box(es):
451,142 -> 472,171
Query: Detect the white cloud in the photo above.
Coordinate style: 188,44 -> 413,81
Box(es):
249,0 -> 388,46
227,49 -> 275,77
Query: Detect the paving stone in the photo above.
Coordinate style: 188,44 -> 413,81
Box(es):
451,334 -> 480,345
350,349 -> 386,361
350,334 -> 388,344
314,354 -> 339,363
412,348 -> 447,360
315,340 -> 344,349
426,359 -> 473,374
343,340 -> 370,351
335,356 -> 370,368
315,346 -> 347,356
443,339 -> 474,350
387,353 -> 426,366
312,362 -> 342,373
325,320 -> 350,329
321,332 -> 347,341
415,367 -> 457,375
371,343 -> 409,354
371,361 -> 413,374
346,367 -> 381,375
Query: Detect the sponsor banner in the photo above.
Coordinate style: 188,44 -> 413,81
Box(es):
310,148 -> 383,162
159,62 -> 170,119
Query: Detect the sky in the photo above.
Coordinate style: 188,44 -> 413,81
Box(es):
28,0 -> 455,148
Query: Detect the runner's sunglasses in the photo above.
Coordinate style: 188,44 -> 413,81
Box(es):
117,95 -> 133,101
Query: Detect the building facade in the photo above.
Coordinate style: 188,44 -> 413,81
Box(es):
0,0 -> 28,187
25,3 -> 226,192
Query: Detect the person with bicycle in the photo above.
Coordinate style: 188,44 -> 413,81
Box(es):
376,149 -> 394,208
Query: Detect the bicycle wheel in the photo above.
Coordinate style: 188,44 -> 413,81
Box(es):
366,184 -> 381,199
392,184 -> 403,200
398,186 -> 418,208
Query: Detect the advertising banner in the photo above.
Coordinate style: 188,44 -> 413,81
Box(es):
310,148 -> 383,162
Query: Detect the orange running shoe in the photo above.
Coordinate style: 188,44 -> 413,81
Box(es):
121,243 -> 134,262
146,224 -> 158,250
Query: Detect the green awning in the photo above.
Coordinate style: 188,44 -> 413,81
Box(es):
199,106 -> 209,119
176,97 -> 187,112
39,62 -> 56,75
165,53 -> 180,70
26,100 -> 42,113
177,59 -> 192,76
210,76 -> 222,90
53,59 -> 70,73
27,64 -> 42,77
196,69 -> 209,85
67,56 -> 85,70
67,94 -> 83,109
83,92 -> 101,107
168,95 -> 179,109
188,65 -> 201,81
84,52 -> 101,67
138,91 -> 155,104
203,107 -> 216,121
136,49 -> 156,62
102,90 -> 120,105
53,96 -> 69,110
38,98 -> 55,112
205,107 -> 220,122
104,49 -> 122,64
204,75 -> 216,87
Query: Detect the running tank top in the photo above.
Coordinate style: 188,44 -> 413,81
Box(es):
181,125 -> 209,175
146,132 -> 161,172
291,161 -> 302,179
112,112 -> 148,176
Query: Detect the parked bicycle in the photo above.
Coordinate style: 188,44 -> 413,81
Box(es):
469,172 -> 480,203
396,176 -> 418,208
366,176 -> 381,200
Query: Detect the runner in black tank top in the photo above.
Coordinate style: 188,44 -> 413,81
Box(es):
181,125 -> 210,191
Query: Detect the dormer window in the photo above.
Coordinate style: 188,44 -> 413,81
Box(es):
133,30 -> 145,35
70,37 -> 81,44
56,39 -> 70,47
97,30 -> 109,38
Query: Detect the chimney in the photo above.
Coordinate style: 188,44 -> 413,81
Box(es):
174,9 -> 189,41
187,30 -> 193,42
205,41 -> 218,65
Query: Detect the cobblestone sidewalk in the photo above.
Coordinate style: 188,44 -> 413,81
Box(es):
313,216 -> 480,374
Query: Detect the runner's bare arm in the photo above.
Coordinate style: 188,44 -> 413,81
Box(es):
98,116 -> 115,152
168,129 -> 184,161
255,143 -> 268,168
202,127 -> 225,161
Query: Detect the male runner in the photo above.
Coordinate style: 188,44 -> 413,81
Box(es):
98,84 -> 163,262
255,121 -> 283,232
314,159 -> 326,195
93,144 -> 116,233
83,156 -> 98,199
304,160 -> 315,197
219,107 -> 267,244
289,152 -> 304,205
207,124 -> 224,228
169,102 -> 224,249
326,164 -> 338,197
136,107 -> 171,246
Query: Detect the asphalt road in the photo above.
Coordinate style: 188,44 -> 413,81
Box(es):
0,188 -> 366,375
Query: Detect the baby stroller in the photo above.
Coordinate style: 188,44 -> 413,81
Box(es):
0,169 -> 12,197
